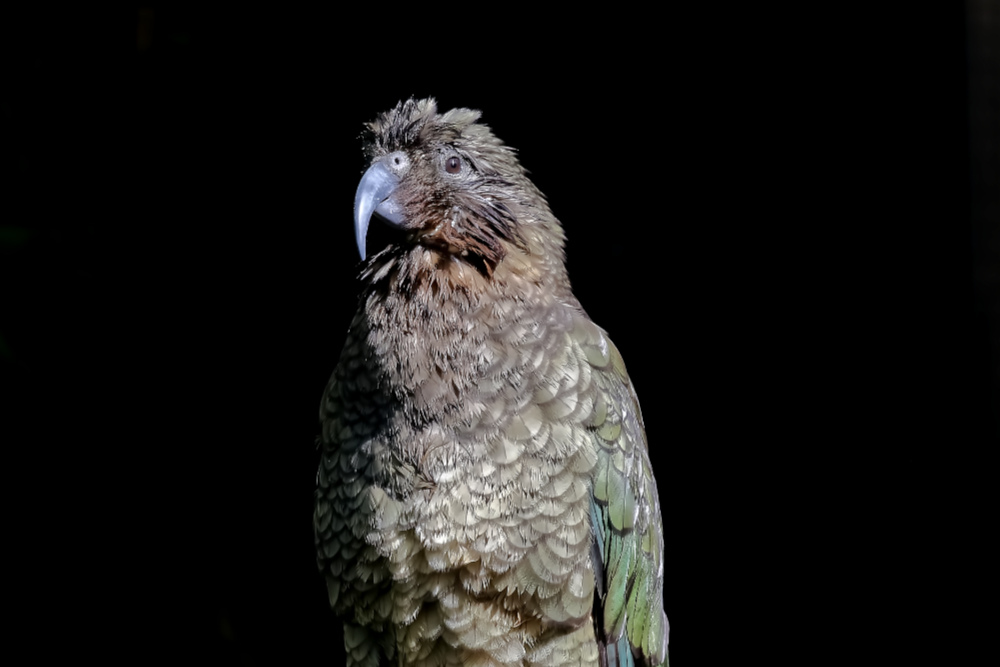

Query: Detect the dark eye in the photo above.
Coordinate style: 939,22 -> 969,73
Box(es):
445,156 -> 462,174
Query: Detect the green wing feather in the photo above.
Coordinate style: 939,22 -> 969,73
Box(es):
574,317 -> 669,667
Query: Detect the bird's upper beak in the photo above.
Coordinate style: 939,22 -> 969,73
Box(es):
353,152 -> 409,259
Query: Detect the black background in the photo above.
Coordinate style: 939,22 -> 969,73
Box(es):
2,5 -> 995,665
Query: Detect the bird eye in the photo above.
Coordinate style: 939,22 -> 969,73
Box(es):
445,156 -> 462,174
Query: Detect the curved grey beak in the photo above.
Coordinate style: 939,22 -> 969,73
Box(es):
353,160 -> 407,259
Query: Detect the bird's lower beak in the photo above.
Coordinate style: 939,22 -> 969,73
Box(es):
354,160 -> 406,260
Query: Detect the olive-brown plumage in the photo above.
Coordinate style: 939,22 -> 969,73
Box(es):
315,99 -> 668,666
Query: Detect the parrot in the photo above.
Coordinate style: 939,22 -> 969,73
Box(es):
315,98 -> 669,667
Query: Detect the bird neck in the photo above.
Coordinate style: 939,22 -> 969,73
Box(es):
355,243 -> 573,415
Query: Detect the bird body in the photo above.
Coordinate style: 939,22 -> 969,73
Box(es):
315,99 -> 668,666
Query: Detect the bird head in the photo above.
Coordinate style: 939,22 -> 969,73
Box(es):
354,98 -> 560,280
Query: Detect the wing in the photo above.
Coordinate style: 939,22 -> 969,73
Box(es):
314,321 -> 400,665
314,317 -> 393,625
572,316 -> 669,667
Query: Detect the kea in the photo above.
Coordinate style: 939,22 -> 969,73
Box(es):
315,98 -> 669,666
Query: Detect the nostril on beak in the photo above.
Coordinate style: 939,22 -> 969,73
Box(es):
386,151 -> 410,175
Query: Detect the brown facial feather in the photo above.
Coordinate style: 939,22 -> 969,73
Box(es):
362,99 -> 532,277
